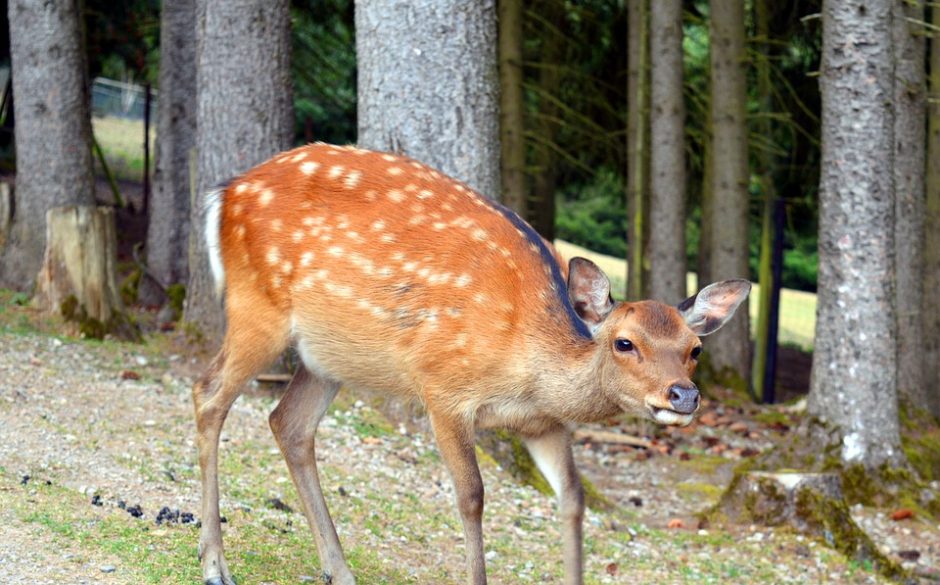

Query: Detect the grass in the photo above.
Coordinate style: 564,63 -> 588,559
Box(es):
554,240 -> 817,351
92,115 -> 154,183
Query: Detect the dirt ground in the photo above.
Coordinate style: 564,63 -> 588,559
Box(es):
1,297 -> 939,584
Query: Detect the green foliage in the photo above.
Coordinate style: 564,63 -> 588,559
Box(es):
555,168 -> 627,257
291,0 -> 357,145
165,283 -> 186,315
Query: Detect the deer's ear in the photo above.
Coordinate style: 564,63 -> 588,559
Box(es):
567,257 -> 614,331
677,279 -> 751,336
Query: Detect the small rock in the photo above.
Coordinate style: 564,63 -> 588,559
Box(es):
484,550 -> 498,561
100,565 -> 116,573
338,486 -> 348,497
180,512 -> 195,524
126,504 -> 144,519
628,496 -> 643,507
897,549 -> 921,561
90,494 -> 102,506
134,355 -> 149,366
19,475 -> 29,485
729,421 -> 749,434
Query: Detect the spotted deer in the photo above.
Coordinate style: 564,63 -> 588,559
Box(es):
192,143 -> 750,585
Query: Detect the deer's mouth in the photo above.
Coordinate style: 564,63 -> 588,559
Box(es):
647,405 -> 694,427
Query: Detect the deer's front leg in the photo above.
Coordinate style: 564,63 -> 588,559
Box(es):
428,408 -> 487,585
524,426 -> 584,585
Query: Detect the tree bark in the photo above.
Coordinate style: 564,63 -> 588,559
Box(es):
356,0 -> 499,199
144,0 -> 197,303
0,0 -> 94,290
809,0 -> 902,468
706,0 -> 751,381
927,3 -> 940,419
186,0 -> 293,341
498,0 -> 526,216
647,0 -> 686,304
894,0 -> 927,415
626,0 -> 649,301
529,0 -> 564,241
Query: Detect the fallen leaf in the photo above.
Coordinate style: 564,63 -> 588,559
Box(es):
121,370 -> 141,380
667,518 -> 685,529
605,562 -> 619,576
698,411 -> 719,427
729,421 -> 749,434
891,508 -> 914,521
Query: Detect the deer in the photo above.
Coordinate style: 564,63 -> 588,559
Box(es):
192,142 -> 750,585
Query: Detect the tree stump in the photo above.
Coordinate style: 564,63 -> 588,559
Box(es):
34,205 -> 135,339
713,471 -> 906,580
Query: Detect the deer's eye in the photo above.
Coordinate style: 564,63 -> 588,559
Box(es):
691,346 -> 703,360
614,339 -> 634,352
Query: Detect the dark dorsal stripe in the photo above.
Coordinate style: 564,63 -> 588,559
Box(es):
485,198 -> 593,340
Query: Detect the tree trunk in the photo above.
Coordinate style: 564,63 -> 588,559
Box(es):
626,0 -> 649,301
927,3 -> 940,419
186,0 -> 294,341
0,0 -> 94,290
143,0 -> 197,304
647,0 -> 686,304
498,0 -> 526,216
751,0 -> 779,401
356,0 -> 499,199
894,0 -> 927,415
809,0 -> 901,468
35,206 -> 123,322
706,0 -> 750,382
529,0 -> 564,241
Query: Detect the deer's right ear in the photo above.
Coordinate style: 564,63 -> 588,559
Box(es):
677,279 -> 751,336
567,257 -> 614,330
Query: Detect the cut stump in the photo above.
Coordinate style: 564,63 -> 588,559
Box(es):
714,471 -> 907,581
34,206 -> 136,339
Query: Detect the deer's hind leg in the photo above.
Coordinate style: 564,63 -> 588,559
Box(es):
193,302 -> 289,585
268,367 -> 353,584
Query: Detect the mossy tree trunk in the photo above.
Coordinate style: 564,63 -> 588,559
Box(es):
925,3 -> 940,419
893,0 -> 928,417
626,0 -> 650,301
647,0 -> 686,304
751,0 -> 779,402
529,0 -> 564,241
706,0 -> 751,383
498,0 -> 527,217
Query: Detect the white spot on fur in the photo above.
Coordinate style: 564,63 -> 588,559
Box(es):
267,247 -> 280,265
271,219 -> 283,231
381,233 -> 396,243
300,161 -> 320,175
387,166 -> 403,176
344,170 -> 362,189
388,189 -> 405,203
235,183 -> 248,194
328,246 -> 344,257
455,274 -> 472,287
328,165 -> 345,179
292,230 -> 304,243
371,219 -> 386,231
381,154 -> 396,162
300,252 -> 314,266
282,261 -> 293,274
290,151 -> 307,163
260,189 -> 275,206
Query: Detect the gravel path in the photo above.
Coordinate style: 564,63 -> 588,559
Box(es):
0,328 -> 937,584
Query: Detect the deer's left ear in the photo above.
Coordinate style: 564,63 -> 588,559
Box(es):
568,257 -> 614,330
677,279 -> 751,336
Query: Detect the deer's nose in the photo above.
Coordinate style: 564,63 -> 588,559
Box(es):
668,385 -> 700,414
